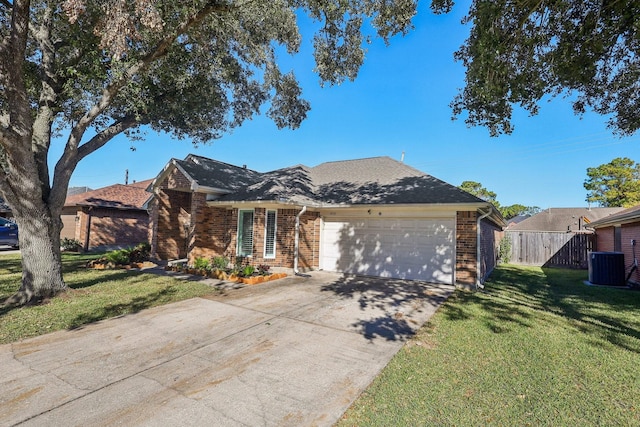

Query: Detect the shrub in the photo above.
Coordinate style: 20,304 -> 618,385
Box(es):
193,257 -> 211,270
128,242 -> 151,263
498,235 -> 512,264
105,249 -> 131,265
60,238 -> 81,252
211,256 -> 228,270
257,264 -> 271,275
241,265 -> 255,277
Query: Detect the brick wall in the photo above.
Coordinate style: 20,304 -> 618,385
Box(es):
596,226 -> 615,252
150,167 -> 195,260
73,207 -> 149,251
154,189 -> 192,260
189,205 -> 233,263
456,211 -> 477,288
187,206 -> 320,270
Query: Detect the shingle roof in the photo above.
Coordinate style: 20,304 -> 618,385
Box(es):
175,155 -> 262,191
67,186 -> 93,196
65,180 -> 153,210
589,204 -> 640,227
172,155 -> 485,206
507,207 -> 625,232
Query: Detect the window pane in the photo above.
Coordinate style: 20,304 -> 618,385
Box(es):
264,210 -> 276,258
237,210 -> 254,256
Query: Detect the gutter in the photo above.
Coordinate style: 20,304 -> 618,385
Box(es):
476,206 -> 492,290
293,206 -> 308,275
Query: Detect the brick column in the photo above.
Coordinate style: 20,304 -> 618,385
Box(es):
456,211 -> 477,289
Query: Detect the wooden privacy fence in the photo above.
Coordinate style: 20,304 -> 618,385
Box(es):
505,231 -> 595,269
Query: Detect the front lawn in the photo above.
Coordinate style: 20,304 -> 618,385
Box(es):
0,253 -> 215,344
339,265 -> 640,426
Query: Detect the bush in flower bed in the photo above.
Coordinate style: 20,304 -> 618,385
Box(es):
87,242 -> 153,269
167,256 -> 286,284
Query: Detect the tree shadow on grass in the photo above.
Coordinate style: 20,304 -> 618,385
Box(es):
68,286 -> 179,330
321,275 -> 453,342
480,265 -> 640,353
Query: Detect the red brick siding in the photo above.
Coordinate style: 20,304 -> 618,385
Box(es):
187,206 -> 320,270
189,206 -> 233,263
596,226 -> 615,252
71,207 -> 148,250
154,189 -> 192,260
456,211 -> 477,287
86,208 -> 148,249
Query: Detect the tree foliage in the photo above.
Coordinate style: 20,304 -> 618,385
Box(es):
584,157 -> 640,207
500,204 -> 540,220
431,0 -> 640,136
459,181 -> 539,219
0,0 -> 417,304
459,180 -> 498,205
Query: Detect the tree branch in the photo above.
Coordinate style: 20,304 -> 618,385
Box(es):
66,2 -> 235,154
50,116 -> 138,208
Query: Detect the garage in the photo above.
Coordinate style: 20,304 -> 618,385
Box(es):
319,217 -> 455,284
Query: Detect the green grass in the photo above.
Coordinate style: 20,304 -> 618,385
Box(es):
0,253 -> 216,344
339,265 -> 640,426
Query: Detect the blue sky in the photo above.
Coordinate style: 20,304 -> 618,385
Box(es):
51,1 -> 638,209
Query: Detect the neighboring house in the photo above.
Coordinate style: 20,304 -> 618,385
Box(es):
589,204 -> 640,284
62,180 -> 153,251
505,207 -> 624,267
148,155 -> 506,289
505,214 -> 530,228
67,186 -> 93,197
507,207 -> 624,232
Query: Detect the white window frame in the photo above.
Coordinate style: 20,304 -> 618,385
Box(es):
236,209 -> 254,257
263,209 -> 277,259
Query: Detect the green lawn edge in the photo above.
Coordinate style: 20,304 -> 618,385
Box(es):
339,265 -> 640,426
0,253 -> 215,344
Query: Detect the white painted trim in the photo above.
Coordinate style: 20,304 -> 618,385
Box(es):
263,209 -> 277,259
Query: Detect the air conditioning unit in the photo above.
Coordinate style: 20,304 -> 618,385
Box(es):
588,252 -> 625,286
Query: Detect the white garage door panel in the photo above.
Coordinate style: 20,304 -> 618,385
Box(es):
320,218 -> 454,284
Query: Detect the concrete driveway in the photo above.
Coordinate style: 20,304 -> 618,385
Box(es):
1,271 -> 453,426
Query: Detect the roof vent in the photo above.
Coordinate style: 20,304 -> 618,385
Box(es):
242,164 -> 247,169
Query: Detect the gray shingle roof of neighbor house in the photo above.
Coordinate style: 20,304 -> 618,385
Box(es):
163,154 -> 488,207
588,204 -> 640,227
507,207 -> 625,232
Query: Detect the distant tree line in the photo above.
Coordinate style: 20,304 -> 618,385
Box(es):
460,157 -> 640,218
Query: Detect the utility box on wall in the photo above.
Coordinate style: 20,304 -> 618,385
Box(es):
588,252 -> 625,286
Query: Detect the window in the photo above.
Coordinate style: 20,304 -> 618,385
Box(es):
614,226 -> 622,252
264,210 -> 277,258
237,210 -> 254,257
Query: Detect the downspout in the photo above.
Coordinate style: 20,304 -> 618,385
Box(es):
476,207 -> 492,290
293,206 -> 307,275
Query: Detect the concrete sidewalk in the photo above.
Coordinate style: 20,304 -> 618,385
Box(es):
1,272 -> 453,426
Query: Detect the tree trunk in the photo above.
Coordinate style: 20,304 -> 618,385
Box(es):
3,206 -> 66,306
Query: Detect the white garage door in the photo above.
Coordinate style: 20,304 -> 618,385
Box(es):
320,218 -> 454,284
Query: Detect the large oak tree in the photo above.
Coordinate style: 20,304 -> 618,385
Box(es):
0,0 -> 417,305
432,0 -> 640,136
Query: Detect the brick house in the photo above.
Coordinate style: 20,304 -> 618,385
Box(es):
61,180 -> 153,251
148,155 -> 505,290
590,205 -> 640,284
